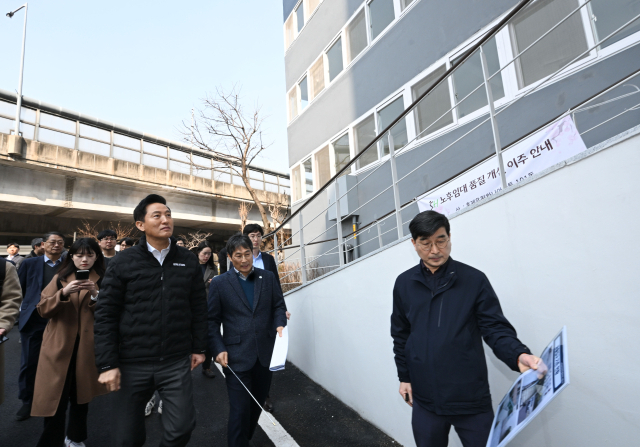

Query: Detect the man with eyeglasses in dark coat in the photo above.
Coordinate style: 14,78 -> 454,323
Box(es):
391,211 -> 544,447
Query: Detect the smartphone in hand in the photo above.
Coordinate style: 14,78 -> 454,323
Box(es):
76,270 -> 90,281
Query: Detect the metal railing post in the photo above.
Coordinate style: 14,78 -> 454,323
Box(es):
140,139 -> 144,165
34,109 -> 40,142
480,46 -> 508,190
166,146 -> 171,171
298,213 -> 307,284
334,179 -> 345,267
74,121 -> 80,151
388,132 -> 404,239
109,130 -> 114,158
376,220 -> 383,249
273,231 -> 279,269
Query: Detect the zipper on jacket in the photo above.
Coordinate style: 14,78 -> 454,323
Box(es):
436,279 -> 452,328
160,266 -> 165,358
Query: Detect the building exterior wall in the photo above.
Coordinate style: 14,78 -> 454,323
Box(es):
284,128 -> 640,446
281,0 -> 640,274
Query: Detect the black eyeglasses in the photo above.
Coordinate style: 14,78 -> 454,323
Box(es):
416,237 -> 449,251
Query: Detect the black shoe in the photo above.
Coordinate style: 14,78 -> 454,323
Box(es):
202,368 -> 216,378
15,403 -> 31,421
263,397 -> 274,413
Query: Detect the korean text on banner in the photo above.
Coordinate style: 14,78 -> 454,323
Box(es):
417,116 -> 587,215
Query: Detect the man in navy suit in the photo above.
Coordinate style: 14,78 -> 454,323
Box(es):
242,223 -> 287,412
16,231 -> 66,420
208,234 -> 287,447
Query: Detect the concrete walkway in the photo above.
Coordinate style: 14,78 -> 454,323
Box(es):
0,335 -> 401,446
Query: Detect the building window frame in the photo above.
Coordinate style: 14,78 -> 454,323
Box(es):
283,0 -> 325,51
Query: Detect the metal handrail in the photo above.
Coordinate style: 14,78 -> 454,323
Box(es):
267,1 -> 640,292
0,89 -> 289,181
266,0 -> 536,238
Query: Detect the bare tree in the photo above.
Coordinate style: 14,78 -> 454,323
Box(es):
238,202 -> 252,233
182,86 -> 286,233
178,230 -> 213,250
76,220 -> 137,241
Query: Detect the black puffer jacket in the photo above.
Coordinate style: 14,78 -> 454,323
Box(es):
94,235 -> 207,372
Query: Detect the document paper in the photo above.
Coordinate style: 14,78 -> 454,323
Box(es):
486,326 -> 570,447
269,326 -> 289,371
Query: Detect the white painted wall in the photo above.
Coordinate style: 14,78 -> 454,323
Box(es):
284,129 -> 640,447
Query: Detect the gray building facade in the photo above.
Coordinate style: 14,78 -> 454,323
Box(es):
281,0 -> 640,270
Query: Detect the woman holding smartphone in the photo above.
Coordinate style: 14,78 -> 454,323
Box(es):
31,238 -> 109,447
194,241 -> 218,378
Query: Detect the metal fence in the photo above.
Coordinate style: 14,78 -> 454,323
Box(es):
266,0 -> 640,290
0,93 -> 290,196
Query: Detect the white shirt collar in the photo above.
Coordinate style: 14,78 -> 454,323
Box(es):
234,266 -> 255,281
147,239 -> 171,265
43,254 -> 61,266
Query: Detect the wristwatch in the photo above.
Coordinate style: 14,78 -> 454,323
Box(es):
91,291 -> 99,302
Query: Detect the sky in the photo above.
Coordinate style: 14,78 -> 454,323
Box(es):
0,0 -> 289,173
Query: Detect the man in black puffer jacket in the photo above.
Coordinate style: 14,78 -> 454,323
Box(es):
95,194 -> 207,447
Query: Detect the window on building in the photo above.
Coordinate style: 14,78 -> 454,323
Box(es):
285,14 -> 295,49
355,114 -> 378,169
590,0 -> 640,48
309,57 -> 325,99
377,97 -> 408,156
511,0 -> 589,88
451,37 -> 505,118
369,0 -> 395,41
347,9 -> 368,63
292,165 -> 302,201
412,65 -> 454,138
288,88 -> 298,122
307,0 -> 322,15
299,76 -> 309,110
401,0 -> 415,10
315,146 -> 331,187
303,158 -> 314,195
296,3 -> 305,33
332,133 -> 351,175
327,37 -> 344,82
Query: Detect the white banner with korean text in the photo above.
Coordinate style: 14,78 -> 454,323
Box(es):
417,116 -> 587,215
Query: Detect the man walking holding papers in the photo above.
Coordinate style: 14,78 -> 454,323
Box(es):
391,211 -> 542,447
208,234 -> 287,447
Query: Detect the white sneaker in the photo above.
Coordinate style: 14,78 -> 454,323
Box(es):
145,394 -> 156,417
158,399 -> 163,414
65,437 -> 86,447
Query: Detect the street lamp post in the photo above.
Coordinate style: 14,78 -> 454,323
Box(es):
6,3 -> 28,155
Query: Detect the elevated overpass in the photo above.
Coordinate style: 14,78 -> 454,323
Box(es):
0,90 -> 290,248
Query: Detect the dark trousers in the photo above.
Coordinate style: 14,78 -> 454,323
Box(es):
225,360 -> 272,447
111,356 -> 196,447
202,349 -> 213,370
36,341 -> 88,447
18,317 -> 46,405
412,402 -> 494,447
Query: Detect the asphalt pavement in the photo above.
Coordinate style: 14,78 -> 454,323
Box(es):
0,334 -> 401,446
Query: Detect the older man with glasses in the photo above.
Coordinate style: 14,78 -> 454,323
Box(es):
391,211 -> 542,447
16,232 -> 66,421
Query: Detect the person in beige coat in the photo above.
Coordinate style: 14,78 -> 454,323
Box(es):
31,238 -> 109,447
0,257 -> 22,405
